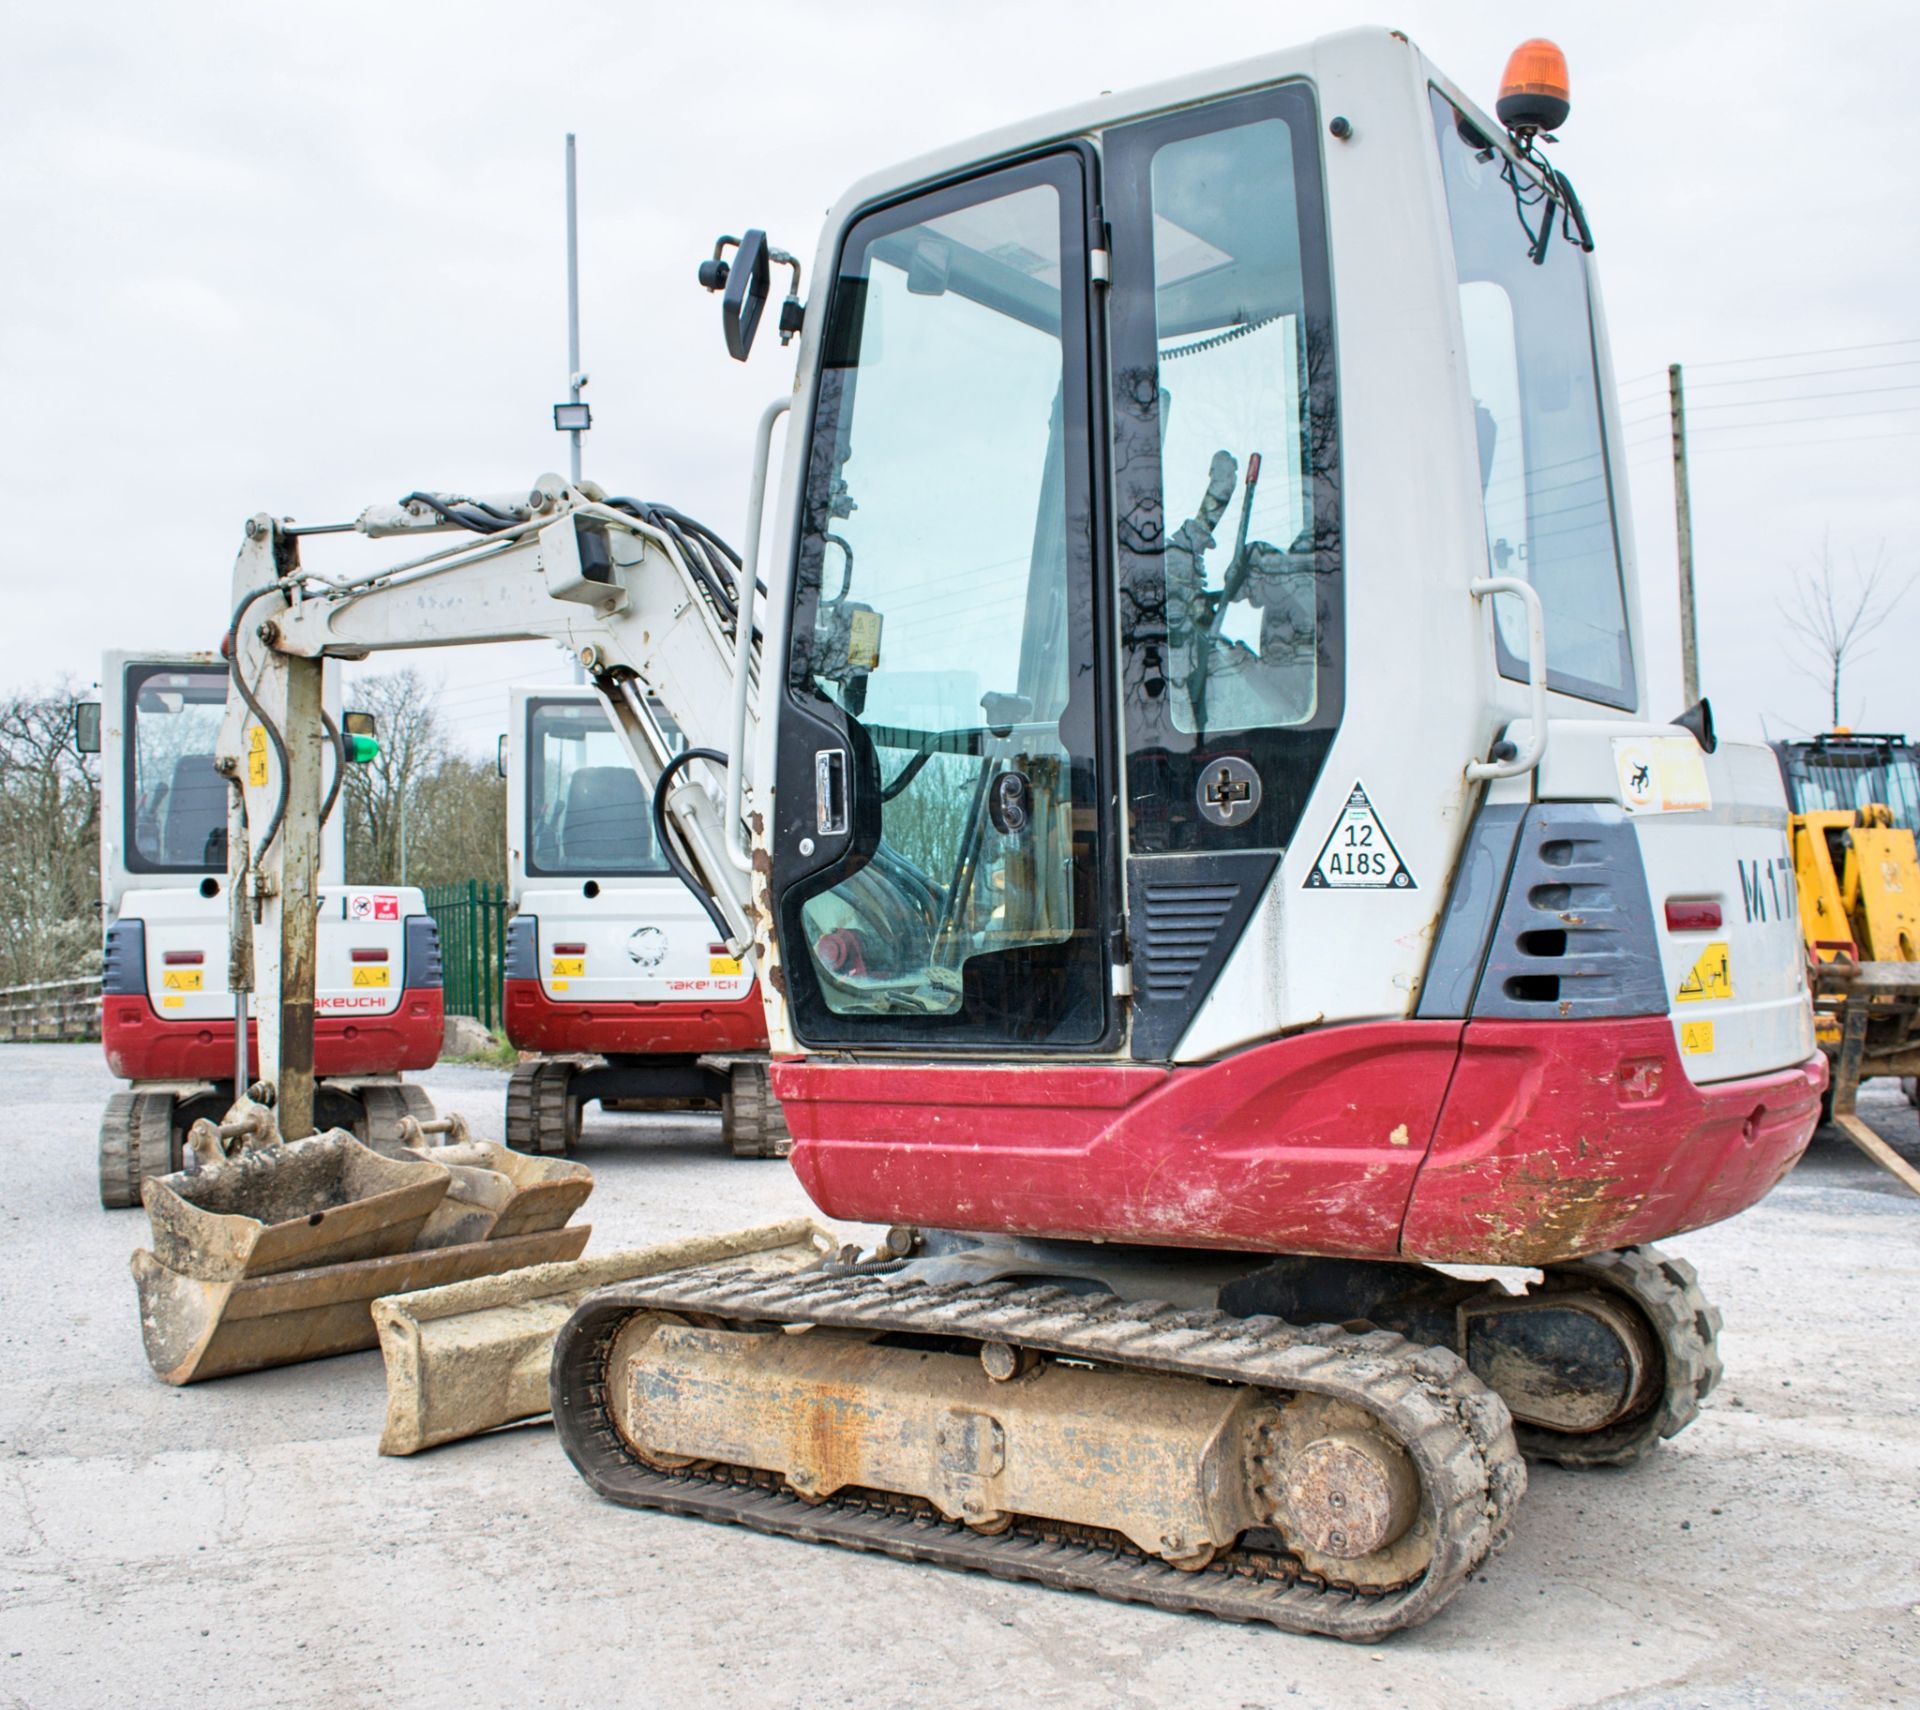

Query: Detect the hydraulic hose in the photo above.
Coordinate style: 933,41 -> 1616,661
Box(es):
226,583 -> 292,858
648,747 -> 736,945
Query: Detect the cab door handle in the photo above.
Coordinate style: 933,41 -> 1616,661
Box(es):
815,748 -> 849,835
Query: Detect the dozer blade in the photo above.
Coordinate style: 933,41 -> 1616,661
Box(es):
133,1226 -> 592,1384
373,1220 -> 832,1456
130,1127 -> 600,1383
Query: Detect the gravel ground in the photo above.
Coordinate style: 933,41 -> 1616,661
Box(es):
1,1044 -> 1916,1710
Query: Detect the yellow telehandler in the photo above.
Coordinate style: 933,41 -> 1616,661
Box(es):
1773,732 -> 1920,1191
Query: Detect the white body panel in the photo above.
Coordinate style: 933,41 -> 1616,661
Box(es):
506,684 -> 755,1005
123,884 -> 426,1020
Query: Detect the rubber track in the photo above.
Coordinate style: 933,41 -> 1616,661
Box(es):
1520,1243 -> 1723,1468
552,1262 -> 1526,1639
724,1064 -> 791,1159
505,1061 -> 572,1155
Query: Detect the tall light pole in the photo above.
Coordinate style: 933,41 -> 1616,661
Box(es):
553,134 -> 591,479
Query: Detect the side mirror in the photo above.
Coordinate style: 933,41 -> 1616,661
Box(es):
496,734 -> 509,779
721,229 -> 771,362
74,701 -> 101,755
1671,697 -> 1717,754
342,709 -> 380,764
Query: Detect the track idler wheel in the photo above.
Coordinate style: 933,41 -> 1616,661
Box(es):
506,1060 -> 580,1156
1511,1244 -> 1722,1468
98,1090 -> 180,1208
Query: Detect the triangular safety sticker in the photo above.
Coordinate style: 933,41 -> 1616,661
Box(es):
1304,781 -> 1415,890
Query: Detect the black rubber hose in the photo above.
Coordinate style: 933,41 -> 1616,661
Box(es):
319,706 -> 345,831
648,746 -> 736,943
397,492 -> 512,534
226,584 -> 292,857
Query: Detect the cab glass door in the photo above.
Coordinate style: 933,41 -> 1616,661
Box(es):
777,151 -> 1111,1050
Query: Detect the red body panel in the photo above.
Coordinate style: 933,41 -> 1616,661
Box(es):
502,978 -> 768,1056
102,990 -> 445,1083
780,1022 -> 1466,1258
1398,1018 -> 1826,1264
776,1019 -> 1826,1266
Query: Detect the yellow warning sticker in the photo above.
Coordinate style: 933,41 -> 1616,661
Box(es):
247,724 -> 269,788
350,967 -> 390,988
1613,736 -> 1711,815
1680,1019 -> 1715,1055
709,955 -> 742,976
551,979 -> 569,992
161,969 -> 203,992
847,609 -> 883,670
551,957 -> 585,978
1675,941 -> 1732,1004
161,996 -> 185,1010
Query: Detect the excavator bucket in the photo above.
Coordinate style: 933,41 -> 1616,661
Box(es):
130,1128 -> 594,1384
411,1141 -> 594,1248
372,1219 -> 834,1455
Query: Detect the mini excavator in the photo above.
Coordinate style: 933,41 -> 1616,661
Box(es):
205,32 -> 1823,1636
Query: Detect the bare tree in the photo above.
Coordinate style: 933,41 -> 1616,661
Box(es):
0,682 -> 101,987
1779,538 -> 1915,729
341,669 -> 505,887
342,669 -> 449,884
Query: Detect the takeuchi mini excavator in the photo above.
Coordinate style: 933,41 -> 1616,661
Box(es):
208,32 -> 1823,1637
500,684 -> 788,1155
84,652 -> 443,1206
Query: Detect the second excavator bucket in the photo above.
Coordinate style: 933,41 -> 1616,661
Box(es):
130,1124 -> 596,1385
407,1141 -> 594,1248
373,1220 -> 835,1455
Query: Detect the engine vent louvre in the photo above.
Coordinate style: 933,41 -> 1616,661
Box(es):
1139,882 -> 1239,1000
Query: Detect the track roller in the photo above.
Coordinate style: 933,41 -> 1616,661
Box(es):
721,1062 -> 791,1158
506,1059 -> 581,1155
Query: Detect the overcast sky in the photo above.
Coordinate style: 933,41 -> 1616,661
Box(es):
5,0 -> 1915,751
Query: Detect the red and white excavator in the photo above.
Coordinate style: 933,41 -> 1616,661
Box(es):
499,683 -> 787,1155
203,31 -> 1821,1636
85,651 -> 441,1205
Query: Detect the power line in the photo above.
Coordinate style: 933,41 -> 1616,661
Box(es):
1684,335 -> 1920,371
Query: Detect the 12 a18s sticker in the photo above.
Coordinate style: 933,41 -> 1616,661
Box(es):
1304,782 -> 1415,890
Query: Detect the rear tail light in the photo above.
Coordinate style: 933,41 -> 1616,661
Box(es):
553,942 -> 587,956
162,950 -> 204,966
351,947 -> 389,963
1665,899 -> 1722,932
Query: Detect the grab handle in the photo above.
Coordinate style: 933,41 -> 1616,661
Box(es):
1467,577 -> 1548,782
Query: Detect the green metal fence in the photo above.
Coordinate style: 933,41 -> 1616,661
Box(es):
423,880 -> 508,1029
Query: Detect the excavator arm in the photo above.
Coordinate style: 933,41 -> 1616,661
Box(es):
213,473 -> 769,1137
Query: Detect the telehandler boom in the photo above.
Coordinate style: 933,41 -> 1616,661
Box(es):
210,29 -> 1823,1636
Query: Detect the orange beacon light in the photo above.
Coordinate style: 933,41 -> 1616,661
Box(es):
1497,38 -> 1571,135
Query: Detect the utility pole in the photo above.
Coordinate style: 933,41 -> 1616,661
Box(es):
1669,362 -> 1700,706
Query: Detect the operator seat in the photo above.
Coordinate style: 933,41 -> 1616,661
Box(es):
163,754 -> 228,867
559,766 -> 651,870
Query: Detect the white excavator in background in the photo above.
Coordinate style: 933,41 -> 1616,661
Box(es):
82,651 -> 440,1205
199,30 -> 1824,1637
499,683 -> 788,1156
